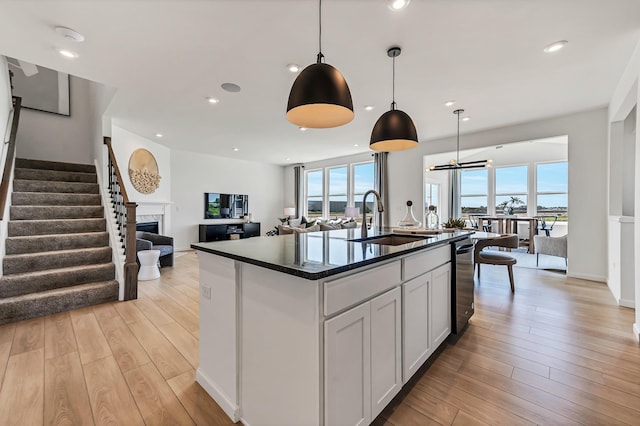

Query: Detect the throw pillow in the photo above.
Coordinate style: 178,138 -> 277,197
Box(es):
303,224 -> 321,233
320,223 -> 341,231
341,221 -> 357,229
278,225 -> 295,235
288,218 -> 302,227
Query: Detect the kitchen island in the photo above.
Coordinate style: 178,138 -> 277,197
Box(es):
191,227 -> 474,426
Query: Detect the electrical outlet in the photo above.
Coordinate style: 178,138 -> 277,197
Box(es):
201,286 -> 211,300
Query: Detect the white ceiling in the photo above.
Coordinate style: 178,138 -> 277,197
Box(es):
0,0 -> 638,165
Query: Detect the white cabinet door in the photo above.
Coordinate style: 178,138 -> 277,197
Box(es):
370,287 -> 402,419
325,302 -> 371,426
431,263 -> 452,348
402,274 -> 431,383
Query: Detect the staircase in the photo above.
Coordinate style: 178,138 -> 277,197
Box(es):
0,158 -> 119,324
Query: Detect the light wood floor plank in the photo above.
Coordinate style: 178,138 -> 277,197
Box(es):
0,323 -> 16,385
44,311 -> 77,360
124,363 -> 195,426
128,316 -> 192,380
139,285 -> 200,335
132,298 -> 175,326
400,385 -> 459,425
92,303 -> 151,373
381,401 -> 443,426
157,321 -> 199,368
112,300 -> 148,324
0,348 -> 44,426
70,307 -> 111,365
10,317 -> 44,355
451,410 -> 490,426
44,351 -> 94,425
83,355 -> 144,426
167,369 -> 236,426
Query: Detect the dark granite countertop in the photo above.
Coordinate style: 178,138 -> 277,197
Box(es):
191,227 -> 474,280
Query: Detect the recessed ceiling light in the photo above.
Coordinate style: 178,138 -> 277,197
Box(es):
388,0 -> 410,11
543,40 -> 568,53
364,105 -> 375,111
221,83 -> 241,93
462,117 -> 470,122
444,100 -> 456,107
287,63 -> 300,73
207,97 -> 219,104
285,157 -> 291,161
354,144 -> 359,147
58,49 -> 78,59
155,133 -> 163,138
233,147 -> 239,152
300,127 -> 308,132
55,26 -> 84,42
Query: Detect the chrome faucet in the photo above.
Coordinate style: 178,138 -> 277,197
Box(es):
361,190 -> 384,238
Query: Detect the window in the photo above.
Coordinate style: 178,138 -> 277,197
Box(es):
305,169 -> 323,218
328,167 -> 347,217
460,169 -> 488,216
424,182 -> 440,219
304,161 -> 375,218
536,162 -> 568,218
495,165 -> 527,214
353,162 -> 375,216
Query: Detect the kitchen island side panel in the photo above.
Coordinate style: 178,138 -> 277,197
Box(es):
240,263 -> 322,426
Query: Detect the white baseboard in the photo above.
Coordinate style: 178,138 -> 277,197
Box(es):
196,368 -> 240,422
633,323 -> 640,341
619,298 -> 635,308
566,271 -> 606,283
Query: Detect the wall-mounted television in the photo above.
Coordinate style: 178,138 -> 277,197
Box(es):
204,193 -> 248,219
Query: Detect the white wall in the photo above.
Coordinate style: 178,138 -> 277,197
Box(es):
0,56 -> 12,144
16,75 -> 93,164
608,39 -> 640,339
171,149 -> 284,251
111,126 -> 171,203
388,108 -> 608,282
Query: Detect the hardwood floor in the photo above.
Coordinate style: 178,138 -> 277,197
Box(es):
0,251 -> 638,425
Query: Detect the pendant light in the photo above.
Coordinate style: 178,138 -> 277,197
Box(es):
370,47 -> 418,152
286,0 -> 354,129
427,109 -> 492,170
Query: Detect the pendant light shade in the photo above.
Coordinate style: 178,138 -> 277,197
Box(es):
370,109 -> 418,151
369,47 -> 418,152
287,62 -> 354,128
286,0 -> 354,129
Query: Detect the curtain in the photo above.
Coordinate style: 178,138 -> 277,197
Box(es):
293,165 -> 303,218
449,169 -> 461,219
374,152 -> 389,228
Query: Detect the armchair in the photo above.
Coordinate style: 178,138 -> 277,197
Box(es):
136,231 -> 174,267
533,234 -> 567,268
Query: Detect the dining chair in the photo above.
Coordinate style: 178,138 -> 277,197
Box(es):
474,234 -> 519,292
534,215 -> 557,237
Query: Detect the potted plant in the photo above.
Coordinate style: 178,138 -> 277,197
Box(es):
442,217 -> 466,232
497,196 -> 524,215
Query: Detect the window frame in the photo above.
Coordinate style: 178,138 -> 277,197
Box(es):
494,164 -> 529,215
535,160 -> 568,218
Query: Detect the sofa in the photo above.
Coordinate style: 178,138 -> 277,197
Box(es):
277,217 -> 358,235
136,231 -> 174,267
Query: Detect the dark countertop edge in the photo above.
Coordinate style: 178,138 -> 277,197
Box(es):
191,233 -> 472,281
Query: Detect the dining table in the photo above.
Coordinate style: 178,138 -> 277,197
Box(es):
476,215 -> 538,253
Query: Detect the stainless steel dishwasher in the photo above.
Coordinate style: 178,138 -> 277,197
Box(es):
451,237 -> 475,338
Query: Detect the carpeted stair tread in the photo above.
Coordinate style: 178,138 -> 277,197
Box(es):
14,168 -> 97,184
8,218 -> 107,237
3,246 -> 112,275
11,192 -> 101,206
10,205 -> 104,220
15,158 -> 96,174
13,179 -> 99,194
0,280 -> 119,325
0,263 -> 115,298
5,232 -> 109,255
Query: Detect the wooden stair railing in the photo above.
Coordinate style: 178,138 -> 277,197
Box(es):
104,136 -> 138,300
0,97 -> 22,218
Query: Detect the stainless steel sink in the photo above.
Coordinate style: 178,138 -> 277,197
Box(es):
349,234 -> 432,246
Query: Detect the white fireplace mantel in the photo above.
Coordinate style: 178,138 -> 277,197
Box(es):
135,201 -> 173,235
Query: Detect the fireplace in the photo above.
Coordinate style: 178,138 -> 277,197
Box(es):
136,221 -> 159,234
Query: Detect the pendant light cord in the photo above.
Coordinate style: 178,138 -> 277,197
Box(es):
317,0 -> 324,64
391,54 -> 396,110
456,110 -> 460,165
